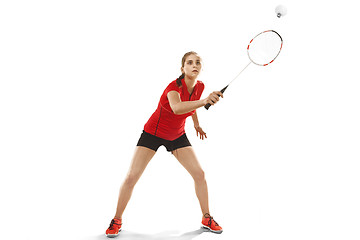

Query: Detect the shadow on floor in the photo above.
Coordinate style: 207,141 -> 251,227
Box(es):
91,227 -> 209,240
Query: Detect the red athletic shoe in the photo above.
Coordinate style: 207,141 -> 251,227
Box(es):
106,218 -> 122,238
201,213 -> 223,234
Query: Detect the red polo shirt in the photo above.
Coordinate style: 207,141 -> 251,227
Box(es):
144,78 -> 205,141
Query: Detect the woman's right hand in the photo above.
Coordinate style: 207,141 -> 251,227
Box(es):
204,91 -> 223,106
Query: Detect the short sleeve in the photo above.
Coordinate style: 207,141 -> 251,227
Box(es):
165,80 -> 181,94
197,81 -> 205,96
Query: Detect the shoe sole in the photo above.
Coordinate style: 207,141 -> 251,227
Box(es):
106,229 -> 121,238
201,224 -> 223,234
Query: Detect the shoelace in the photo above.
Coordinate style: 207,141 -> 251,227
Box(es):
108,219 -> 121,230
205,215 -> 219,227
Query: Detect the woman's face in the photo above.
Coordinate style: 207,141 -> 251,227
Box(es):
181,54 -> 202,79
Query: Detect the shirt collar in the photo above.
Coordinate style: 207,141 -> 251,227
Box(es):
181,78 -> 197,95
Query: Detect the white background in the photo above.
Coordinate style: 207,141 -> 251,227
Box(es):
1,0 -> 359,239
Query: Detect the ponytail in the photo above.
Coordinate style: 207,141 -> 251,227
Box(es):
176,73 -> 185,87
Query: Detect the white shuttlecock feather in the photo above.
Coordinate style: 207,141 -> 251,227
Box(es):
275,5 -> 287,18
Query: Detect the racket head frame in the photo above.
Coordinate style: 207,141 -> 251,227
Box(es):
247,30 -> 283,66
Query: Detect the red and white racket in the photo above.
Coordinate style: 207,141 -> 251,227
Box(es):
205,30 -> 283,110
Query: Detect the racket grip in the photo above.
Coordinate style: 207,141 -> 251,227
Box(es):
204,85 -> 228,110
204,103 -> 211,110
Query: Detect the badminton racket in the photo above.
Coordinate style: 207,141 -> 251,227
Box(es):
205,30 -> 283,110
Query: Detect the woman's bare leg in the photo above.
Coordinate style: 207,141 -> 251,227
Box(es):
114,146 -> 156,219
172,147 -> 210,216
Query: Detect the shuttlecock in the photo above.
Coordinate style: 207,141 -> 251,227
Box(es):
275,5 -> 287,18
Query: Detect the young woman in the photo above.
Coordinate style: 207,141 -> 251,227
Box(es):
106,51 -> 223,237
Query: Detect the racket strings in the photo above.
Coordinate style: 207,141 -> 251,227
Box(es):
247,30 -> 282,66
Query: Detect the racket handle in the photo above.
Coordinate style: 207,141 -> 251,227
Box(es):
204,103 -> 212,110
204,85 -> 228,110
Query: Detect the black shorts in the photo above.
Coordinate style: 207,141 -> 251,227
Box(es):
136,130 -> 191,152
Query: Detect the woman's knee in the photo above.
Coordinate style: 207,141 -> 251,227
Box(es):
193,169 -> 206,182
123,173 -> 140,187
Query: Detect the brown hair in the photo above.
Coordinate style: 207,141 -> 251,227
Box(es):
176,51 -> 200,87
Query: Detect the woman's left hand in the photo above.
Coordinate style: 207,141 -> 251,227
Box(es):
194,125 -> 207,140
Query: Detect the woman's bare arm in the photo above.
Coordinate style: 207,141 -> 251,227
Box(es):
167,90 -> 223,115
